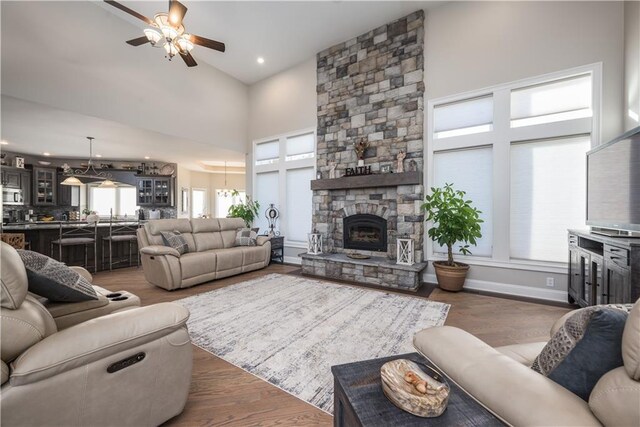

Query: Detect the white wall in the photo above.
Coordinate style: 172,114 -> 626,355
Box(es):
425,1 -> 625,144
625,1 -> 640,131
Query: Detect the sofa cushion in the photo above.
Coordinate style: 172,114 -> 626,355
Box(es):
622,299 -> 640,380
16,250 -> 98,302
160,231 -> 189,255
532,306 -> 628,400
193,230 -> 224,252
589,366 -> 640,426
239,245 -> 268,265
219,218 -> 246,248
191,218 -> 221,233
144,219 -> 196,252
235,228 -> 257,246
214,247 -> 245,271
496,342 -> 547,367
179,252 -> 217,280
1,241 -> 29,309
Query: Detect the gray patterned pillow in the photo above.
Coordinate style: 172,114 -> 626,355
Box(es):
532,305 -> 630,400
235,228 -> 257,246
17,250 -> 98,302
160,231 -> 189,255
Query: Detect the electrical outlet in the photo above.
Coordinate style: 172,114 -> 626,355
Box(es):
546,277 -> 555,287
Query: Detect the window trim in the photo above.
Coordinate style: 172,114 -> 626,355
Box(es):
252,127 -> 316,248
425,63 -> 602,270
190,188 -> 207,219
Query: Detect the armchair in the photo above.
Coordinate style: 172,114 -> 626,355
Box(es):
1,242 -> 193,426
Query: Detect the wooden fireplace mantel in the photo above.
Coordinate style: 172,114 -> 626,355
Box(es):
310,171 -> 421,191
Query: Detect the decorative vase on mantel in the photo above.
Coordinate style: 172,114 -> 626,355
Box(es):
357,159 -> 365,167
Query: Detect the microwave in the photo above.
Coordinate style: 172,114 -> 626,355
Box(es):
3,188 -> 24,205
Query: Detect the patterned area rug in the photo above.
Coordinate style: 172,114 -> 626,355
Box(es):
177,273 -> 450,413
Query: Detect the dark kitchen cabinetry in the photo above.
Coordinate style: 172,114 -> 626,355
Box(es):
136,176 -> 172,207
57,174 -> 80,207
1,168 -> 22,188
33,167 -> 57,206
20,170 -> 31,206
568,230 -> 639,306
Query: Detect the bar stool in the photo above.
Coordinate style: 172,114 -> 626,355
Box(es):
102,219 -> 140,271
50,222 -> 98,272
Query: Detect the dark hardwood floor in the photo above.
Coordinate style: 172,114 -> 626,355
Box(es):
92,264 -> 570,426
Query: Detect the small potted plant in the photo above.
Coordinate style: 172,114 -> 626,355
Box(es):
421,183 -> 483,292
227,190 -> 260,228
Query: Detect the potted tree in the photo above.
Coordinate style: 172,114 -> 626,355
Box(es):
421,183 -> 483,292
227,190 -> 260,228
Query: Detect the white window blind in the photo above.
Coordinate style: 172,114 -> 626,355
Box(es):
286,167 -> 314,242
510,135 -> 591,262
433,147 -> 493,257
434,95 -> 493,139
511,74 -> 592,128
119,187 -> 137,217
255,140 -> 279,165
286,133 -> 315,161
254,171 -> 279,234
191,189 -> 206,218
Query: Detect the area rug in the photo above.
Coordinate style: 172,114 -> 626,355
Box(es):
177,273 -> 450,413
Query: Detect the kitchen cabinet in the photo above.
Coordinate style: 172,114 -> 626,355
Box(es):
57,174 -> 80,207
1,167 -> 22,189
20,170 -> 31,206
33,167 -> 57,206
136,176 -> 172,207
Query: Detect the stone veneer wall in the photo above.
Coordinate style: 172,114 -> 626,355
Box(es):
313,11 -> 425,261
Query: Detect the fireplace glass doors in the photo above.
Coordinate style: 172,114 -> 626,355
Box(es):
343,214 -> 387,252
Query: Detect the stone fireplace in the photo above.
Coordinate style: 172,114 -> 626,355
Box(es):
343,214 -> 387,252
301,11 -> 427,291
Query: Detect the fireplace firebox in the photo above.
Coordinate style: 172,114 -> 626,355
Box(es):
343,214 -> 387,252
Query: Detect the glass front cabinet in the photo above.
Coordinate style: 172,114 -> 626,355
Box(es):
33,167 -> 56,206
136,177 -> 172,207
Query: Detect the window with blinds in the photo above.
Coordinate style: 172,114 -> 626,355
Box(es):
510,135 -> 590,262
254,171 -> 279,233
286,167 -> 314,242
433,95 -> 493,139
286,133 -> 315,161
433,147 -> 493,257
510,74 -> 592,128
255,140 -> 279,166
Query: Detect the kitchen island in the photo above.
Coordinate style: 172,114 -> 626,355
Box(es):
2,220 -> 146,271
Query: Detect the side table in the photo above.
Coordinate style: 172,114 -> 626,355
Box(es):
331,353 -> 503,427
269,236 -> 284,264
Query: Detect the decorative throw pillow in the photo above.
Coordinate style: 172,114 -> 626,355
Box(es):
235,228 -> 257,246
160,231 -> 189,255
532,306 -> 629,400
16,250 -> 98,302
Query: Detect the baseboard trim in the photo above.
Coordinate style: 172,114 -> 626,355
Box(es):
424,274 -> 568,303
284,256 -> 302,265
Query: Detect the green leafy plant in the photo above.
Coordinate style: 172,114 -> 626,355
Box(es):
421,183 -> 483,267
227,190 -> 260,227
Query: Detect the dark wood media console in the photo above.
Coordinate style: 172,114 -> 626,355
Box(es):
568,229 -> 640,306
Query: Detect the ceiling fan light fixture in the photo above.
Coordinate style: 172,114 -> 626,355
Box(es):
144,27 -> 163,46
164,41 -> 179,57
177,35 -> 194,52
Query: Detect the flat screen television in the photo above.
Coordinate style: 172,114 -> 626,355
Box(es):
586,125 -> 640,236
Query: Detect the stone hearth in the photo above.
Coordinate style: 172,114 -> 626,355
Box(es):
302,11 -> 427,290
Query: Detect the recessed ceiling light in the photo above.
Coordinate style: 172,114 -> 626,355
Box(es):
257,57 -> 265,64
144,156 -> 150,160
95,154 -> 102,158
43,152 -> 51,156
0,140 -> 8,145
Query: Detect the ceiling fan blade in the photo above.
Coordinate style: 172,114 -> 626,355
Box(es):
168,0 -> 188,28
104,1 -> 153,25
126,36 -> 150,46
180,52 -> 198,67
191,35 -> 226,53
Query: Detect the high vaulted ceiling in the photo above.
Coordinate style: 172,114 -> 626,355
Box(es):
1,1 -> 441,171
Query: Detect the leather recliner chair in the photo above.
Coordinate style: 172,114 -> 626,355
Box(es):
1,242 -> 193,426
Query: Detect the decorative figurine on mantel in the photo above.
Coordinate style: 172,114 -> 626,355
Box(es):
396,150 -> 406,173
329,162 -> 337,179
408,159 -> 417,173
353,141 -> 370,167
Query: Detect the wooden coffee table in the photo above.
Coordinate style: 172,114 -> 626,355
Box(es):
331,353 -> 504,426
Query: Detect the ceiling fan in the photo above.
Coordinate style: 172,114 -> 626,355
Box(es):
104,0 -> 225,67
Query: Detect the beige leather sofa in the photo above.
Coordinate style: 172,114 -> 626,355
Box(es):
137,218 -> 272,290
414,300 -> 640,426
1,242 -> 193,426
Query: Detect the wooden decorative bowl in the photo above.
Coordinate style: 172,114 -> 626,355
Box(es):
380,359 -> 450,417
